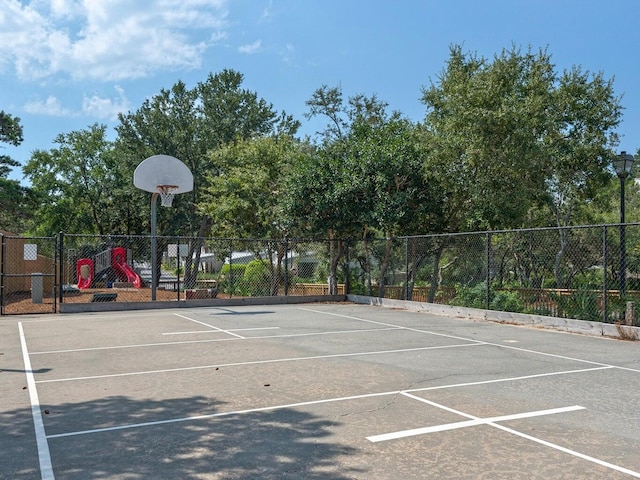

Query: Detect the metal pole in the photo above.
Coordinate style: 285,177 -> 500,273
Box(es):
0,234 -> 4,315
620,176 -> 626,297
404,237 -> 409,301
485,232 -> 491,310
151,192 -> 158,301
58,231 -> 64,305
228,241 -> 233,298
176,237 -> 181,302
284,237 -> 289,296
602,225 -> 608,323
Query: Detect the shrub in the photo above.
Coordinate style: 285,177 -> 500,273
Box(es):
219,263 -> 248,295
243,259 -> 271,296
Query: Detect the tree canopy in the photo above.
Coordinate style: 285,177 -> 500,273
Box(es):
420,45 -> 622,231
0,111 -> 34,233
14,48 -> 637,247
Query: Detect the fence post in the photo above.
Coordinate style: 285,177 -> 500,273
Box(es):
228,241 -> 233,298
284,237 -> 289,296
485,232 -> 491,310
602,226 -> 608,323
177,237 -> 182,302
405,237 -> 410,301
58,232 -> 64,305
0,234 -> 4,315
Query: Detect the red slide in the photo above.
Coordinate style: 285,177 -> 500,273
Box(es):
77,258 -> 94,289
111,247 -> 142,288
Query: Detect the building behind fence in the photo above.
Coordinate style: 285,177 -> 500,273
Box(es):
1,225 -> 639,324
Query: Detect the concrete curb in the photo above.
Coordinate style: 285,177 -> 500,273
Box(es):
347,294 -> 640,341
59,295 -> 348,314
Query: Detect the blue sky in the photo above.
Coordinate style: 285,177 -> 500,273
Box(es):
1,0 -> 639,184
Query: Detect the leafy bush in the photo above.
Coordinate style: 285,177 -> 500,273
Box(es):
551,286 -> 601,322
219,263 -> 248,295
449,283 -> 487,309
449,283 -> 525,313
490,290 -> 525,313
243,259 -> 271,296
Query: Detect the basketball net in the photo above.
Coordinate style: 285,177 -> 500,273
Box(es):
157,185 -> 178,207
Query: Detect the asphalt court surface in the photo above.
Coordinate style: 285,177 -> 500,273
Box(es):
2,302 -> 640,479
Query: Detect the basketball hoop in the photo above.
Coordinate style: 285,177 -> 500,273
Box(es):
157,185 -> 179,207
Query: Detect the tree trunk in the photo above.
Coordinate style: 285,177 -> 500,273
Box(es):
327,230 -> 343,296
428,242 -> 445,303
377,237 -> 393,298
183,217 -> 212,288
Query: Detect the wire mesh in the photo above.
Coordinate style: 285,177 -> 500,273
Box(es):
2,226 -> 639,325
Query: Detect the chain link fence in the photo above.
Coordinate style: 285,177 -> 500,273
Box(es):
0,233 -> 57,314
53,235 -> 343,309
346,224 -> 640,325
2,226 -> 639,324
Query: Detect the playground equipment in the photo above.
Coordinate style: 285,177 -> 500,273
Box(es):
76,247 -> 142,289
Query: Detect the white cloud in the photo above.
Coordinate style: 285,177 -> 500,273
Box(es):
82,86 -> 130,120
281,43 -> 295,65
259,0 -> 274,23
23,95 -> 73,116
23,86 -> 130,119
0,0 -> 230,81
238,40 -> 261,54
49,0 -> 83,20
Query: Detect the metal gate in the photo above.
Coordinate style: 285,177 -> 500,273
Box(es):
0,234 -> 57,314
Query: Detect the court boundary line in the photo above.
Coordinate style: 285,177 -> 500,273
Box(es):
19,322 -> 55,480
30,327 -> 402,355
299,307 -> 622,370
35,342 -> 484,384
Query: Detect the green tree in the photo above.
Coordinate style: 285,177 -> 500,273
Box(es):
420,45 -> 623,292
115,69 -> 299,287
421,45 -> 556,231
0,111 -> 33,233
199,135 -> 306,295
284,85 -> 442,295
200,135 -> 304,239
23,124 -> 122,236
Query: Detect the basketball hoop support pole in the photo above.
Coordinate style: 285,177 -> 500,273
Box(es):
151,193 -> 159,301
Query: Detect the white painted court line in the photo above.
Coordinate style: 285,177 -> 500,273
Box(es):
299,307 -> 484,343
366,403 -> 586,441
45,365 -> 611,440
29,337 -> 240,355
173,313 -> 245,339
163,327 -> 281,335
30,327 -> 404,355
491,420 -> 640,478
36,342 -> 483,384
19,322 -> 55,480
300,307 -> 623,370
256,326 -> 402,339
369,393 -> 640,478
